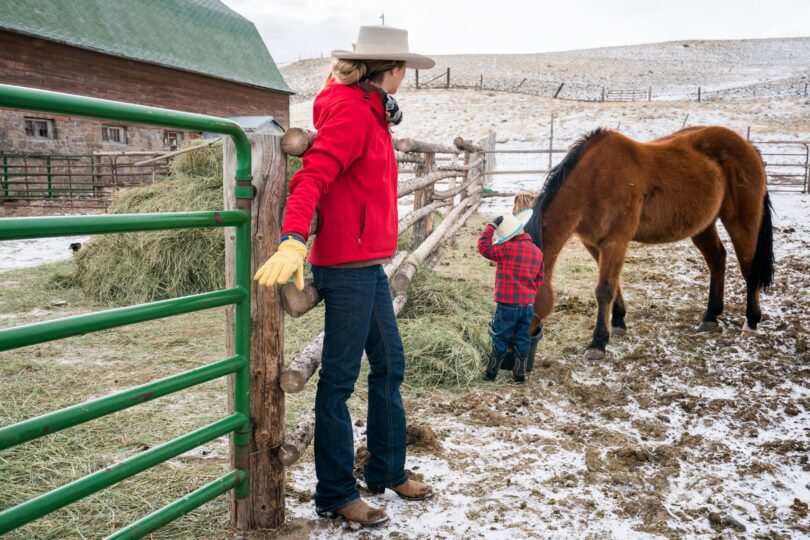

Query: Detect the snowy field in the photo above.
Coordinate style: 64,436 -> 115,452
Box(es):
283,38 -> 810,104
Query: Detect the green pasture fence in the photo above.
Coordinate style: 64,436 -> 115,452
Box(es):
0,83 -> 255,538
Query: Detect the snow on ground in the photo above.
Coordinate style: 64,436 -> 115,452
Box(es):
281,193 -> 810,540
279,40 -> 809,534
0,235 -> 88,272
2,37 -> 807,539
283,37 -> 810,104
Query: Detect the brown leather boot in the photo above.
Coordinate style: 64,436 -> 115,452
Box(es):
368,478 -> 435,501
330,498 -> 389,526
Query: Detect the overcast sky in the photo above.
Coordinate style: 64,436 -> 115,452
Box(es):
221,0 -> 810,64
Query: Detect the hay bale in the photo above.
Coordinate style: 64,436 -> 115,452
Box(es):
60,141 -> 304,305
62,140 -> 225,305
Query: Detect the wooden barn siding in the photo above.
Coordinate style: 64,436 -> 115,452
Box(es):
0,30 -> 290,126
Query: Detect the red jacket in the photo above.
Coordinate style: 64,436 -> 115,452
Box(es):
478,225 -> 544,305
281,79 -> 398,266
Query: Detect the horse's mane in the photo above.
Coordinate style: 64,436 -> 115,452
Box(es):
525,128 -> 607,248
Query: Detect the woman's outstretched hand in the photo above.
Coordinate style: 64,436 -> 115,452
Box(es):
254,238 -> 308,290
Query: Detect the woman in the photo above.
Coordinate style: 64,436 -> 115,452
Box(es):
254,25 -> 435,526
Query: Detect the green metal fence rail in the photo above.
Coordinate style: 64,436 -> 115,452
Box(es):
0,83 -> 254,539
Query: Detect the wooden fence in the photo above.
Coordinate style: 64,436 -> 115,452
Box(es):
219,129 -> 493,525
478,127 -> 809,200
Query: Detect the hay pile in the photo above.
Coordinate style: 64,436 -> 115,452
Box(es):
63,142 -> 305,305
399,269 -> 492,388
64,141 -> 226,304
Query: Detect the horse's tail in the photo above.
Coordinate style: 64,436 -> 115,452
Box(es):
750,192 -> 775,291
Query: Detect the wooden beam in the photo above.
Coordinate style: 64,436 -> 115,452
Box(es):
277,408 -> 315,466
280,127 -> 317,156
398,200 -> 451,234
397,169 -> 460,197
224,134 -> 287,528
453,136 -> 482,153
279,250 -> 409,319
411,153 -> 435,250
432,169 -> 481,199
391,196 -> 475,295
133,137 -> 221,167
396,151 -> 425,164
279,278 -> 321,318
395,138 -> 460,154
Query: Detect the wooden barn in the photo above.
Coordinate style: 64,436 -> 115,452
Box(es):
0,0 -> 291,210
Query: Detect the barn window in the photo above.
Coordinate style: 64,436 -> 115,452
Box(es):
164,130 -> 184,149
24,118 -> 56,139
102,125 -> 127,143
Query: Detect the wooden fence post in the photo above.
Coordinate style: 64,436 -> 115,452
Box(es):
446,68 -> 451,89
480,132 -> 496,189
415,69 -> 419,89
411,152 -> 436,249
224,134 -> 287,529
697,87 -> 701,102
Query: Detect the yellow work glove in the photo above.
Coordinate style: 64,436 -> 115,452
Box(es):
253,238 -> 307,290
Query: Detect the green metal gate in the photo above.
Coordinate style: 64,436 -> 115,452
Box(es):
0,84 -> 254,538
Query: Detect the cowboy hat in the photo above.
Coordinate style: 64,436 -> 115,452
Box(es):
332,26 -> 435,70
493,209 -> 534,245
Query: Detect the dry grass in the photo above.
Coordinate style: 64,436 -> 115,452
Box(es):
59,141 -> 226,306
0,224 -> 498,538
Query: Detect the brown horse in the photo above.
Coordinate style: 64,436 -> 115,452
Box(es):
524,126 -> 775,359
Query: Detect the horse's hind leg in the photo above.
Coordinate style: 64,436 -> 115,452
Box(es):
584,242 -> 627,336
722,219 -> 762,333
586,239 -> 629,360
691,223 -> 727,332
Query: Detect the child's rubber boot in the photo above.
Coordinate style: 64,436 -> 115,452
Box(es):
512,351 -> 528,384
485,348 -> 508,381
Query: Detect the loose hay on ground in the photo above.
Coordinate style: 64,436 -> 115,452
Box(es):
398,269 -> 492,389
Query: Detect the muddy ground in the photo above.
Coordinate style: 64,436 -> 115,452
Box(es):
278,193 -> 809,539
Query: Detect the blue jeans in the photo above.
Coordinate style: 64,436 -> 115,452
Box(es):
311,264 -> 408,513
489,302 -> 534,358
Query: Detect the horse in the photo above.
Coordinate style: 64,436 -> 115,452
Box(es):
523,126 -> 775,360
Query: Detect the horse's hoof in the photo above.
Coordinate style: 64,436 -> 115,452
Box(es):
611,326 -> 627,337
697,321 -> 720,333
741,322 -> 757,336
585,348 -> 605,361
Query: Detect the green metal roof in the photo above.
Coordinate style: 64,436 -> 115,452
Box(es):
1,0 -> 292,93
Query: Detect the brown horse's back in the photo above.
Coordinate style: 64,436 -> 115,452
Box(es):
569,127 -> 766,246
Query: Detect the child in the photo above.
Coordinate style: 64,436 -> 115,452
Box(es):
477,210 -> 544,383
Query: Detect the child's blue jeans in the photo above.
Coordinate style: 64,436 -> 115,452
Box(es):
489,302 -> 534,357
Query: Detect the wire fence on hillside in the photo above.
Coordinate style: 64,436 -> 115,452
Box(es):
412,68 -> 810,103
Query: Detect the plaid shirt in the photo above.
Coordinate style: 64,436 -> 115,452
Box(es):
478,225 -> 544,305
